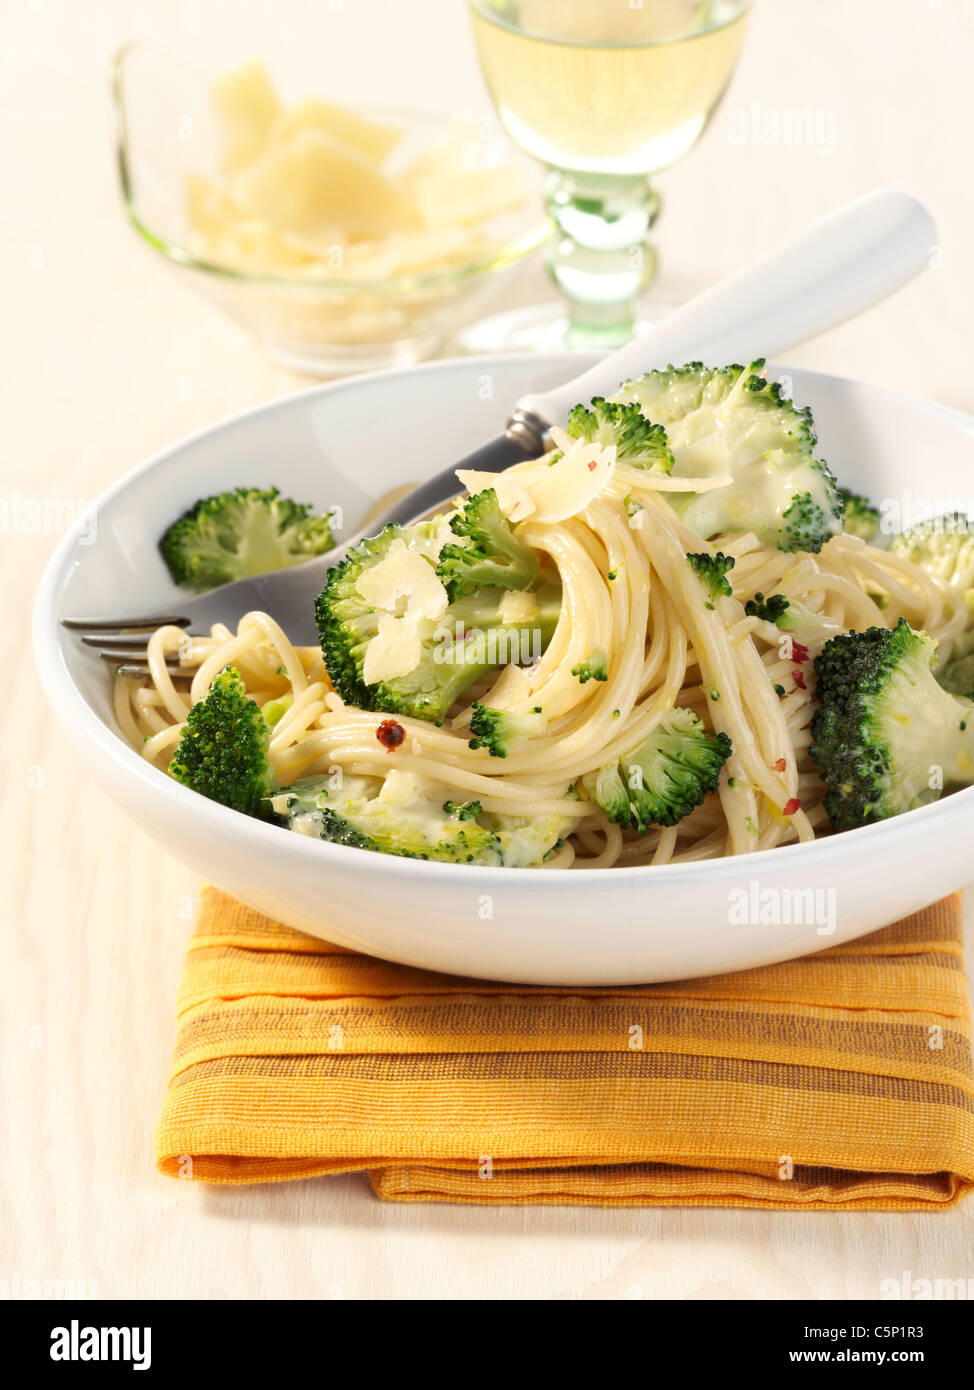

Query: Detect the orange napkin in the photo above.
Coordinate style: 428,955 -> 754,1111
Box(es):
156,887 -> 974,1208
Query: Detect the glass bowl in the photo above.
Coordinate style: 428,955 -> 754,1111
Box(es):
112,43 -> 551,375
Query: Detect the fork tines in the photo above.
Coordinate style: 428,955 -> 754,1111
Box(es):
62,613 -> 193,678
60,615 -> 190,631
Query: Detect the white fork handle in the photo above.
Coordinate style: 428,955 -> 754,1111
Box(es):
516,188 -> 936,426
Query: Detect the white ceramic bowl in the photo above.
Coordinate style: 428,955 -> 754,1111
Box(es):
34,354 -> 974,984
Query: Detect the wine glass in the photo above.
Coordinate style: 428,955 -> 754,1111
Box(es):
466,0 -> 752,350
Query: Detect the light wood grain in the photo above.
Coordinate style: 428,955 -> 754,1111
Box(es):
3,0 -> 973,1300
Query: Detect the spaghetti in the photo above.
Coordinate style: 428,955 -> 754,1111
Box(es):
118,464 -> 968,868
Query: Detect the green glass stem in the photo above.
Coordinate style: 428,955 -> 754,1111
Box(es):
544,171 -> 661,349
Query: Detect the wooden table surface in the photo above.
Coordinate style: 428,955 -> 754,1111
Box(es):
4,0 -> 974,1299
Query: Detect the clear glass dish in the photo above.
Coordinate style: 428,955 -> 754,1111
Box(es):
112,43 -> 551,375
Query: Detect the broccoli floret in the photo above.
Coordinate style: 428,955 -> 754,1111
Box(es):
687,551 -> 735,606
170,666 -> 275,818
435,488 -> 539,601
778,464 -> 845,552
838,488 -> 880,541
571,649 -> 609,684
272,774 -> 500,863
582,707 -> 732,831
889,515 -> 974,613
315,521 -> 561,724
468,704 -> 546,758
271,774 -> 569,866
160,487 -> 333,590
610,361 -> 843,553
810,617 -> 974,829
744,591 -> 818,631
744,591 -> 790,625
566,397 -> 673,474
488,813 -> 570,867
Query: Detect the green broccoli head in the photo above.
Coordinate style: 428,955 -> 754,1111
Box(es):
810,617 -> 974,829
435,488 -> 540,601
610,361 -> 843,554
271,774 -> 569,866
271,774 -> 500,863
744,591 -> 790,625
838,488 -> 880,541
315,520 -> 561,725
779,462 -> 844,552
571,649 -> 609,684
582,707 -> 732,831
687,551 -> 735,606
743,591 -> 818,631
467,703 -> 546,758
169,666 -> 275,817
160,487 -> 333,590
889,515 -> 974,613
488,813 -> 571,867
566,397 -> 674,474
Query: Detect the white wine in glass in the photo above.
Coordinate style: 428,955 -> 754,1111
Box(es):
468,0 -> 751,348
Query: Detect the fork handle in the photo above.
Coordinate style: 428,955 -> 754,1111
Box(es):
515,188 -> 936,427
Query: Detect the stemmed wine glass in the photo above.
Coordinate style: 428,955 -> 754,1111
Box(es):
466,0 -> 752,350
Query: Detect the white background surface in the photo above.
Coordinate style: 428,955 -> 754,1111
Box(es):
3,0 -> 974,1299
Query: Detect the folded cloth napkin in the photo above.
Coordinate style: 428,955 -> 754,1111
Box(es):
156,886 -> 974,1208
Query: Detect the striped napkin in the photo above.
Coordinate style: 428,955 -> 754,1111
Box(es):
155,886 -> 974,1208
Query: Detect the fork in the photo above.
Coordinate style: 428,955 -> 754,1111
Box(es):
64,189 -> 935,669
